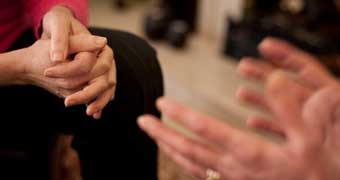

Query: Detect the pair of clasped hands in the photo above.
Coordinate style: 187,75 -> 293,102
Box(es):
24,6 -> 115,120
139,37 -> 340,179
27,6 -> 116,179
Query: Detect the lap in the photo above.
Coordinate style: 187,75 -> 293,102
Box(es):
1,27 -> 163,179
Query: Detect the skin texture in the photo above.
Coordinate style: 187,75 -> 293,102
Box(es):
42,6 -> 117,119
0,5 -> 117,179
138,38 -> 340,180
34,6 -> 118,179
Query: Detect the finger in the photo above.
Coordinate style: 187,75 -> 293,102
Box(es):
46,45 -> 113,78
54,76 -> 89,90
71,18 -> 91,34
68,34 -> 107,54
246,116 -> 285,137
259,37 -> 336,88
45,52 -> 97,78
155,97 -> 276,166
86,87 -> 114,116
138,115 -> 221,169
86,66 -> 116,115
259,37 -> 316,71
236,86 -> 270,111
237,57 -> 276,82
64,77 -> 108,107
49,18 -> 70,62
93,111 -> 102,120
157,141 -> 206,179
156,98 -> 233,146
155,97 -> 264,150
266,71 -> 312,133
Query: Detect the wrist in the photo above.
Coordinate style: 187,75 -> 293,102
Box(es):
12,48 -> 32,85
0,48 -> 29,85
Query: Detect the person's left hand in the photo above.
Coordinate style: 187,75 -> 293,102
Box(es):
42,6 -> 116,119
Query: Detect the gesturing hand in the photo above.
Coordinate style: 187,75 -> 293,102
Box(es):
138,38 -> 340,180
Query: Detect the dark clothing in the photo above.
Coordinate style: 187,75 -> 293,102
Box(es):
1,27 -> 163,180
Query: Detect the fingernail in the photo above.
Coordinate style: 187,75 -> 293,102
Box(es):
137,116 -> 148,127
94,113 -> 101,120
65,99 -> 73,107
86,107 -> 93,116
259,38 -> 290,60
52,51 -> 64,62
95,37 -> 107,46
259,38 -> 273,50
156,97 -> 167,108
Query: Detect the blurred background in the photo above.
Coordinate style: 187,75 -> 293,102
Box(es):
89,0 -> 340,179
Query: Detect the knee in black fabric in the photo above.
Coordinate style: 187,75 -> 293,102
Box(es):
89,27 -> 164,117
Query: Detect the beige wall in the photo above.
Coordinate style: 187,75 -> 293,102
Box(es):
198,0 -> 244,41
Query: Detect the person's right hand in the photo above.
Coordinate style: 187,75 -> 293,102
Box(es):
139,72 -> 340,180
138,38 -> 340,180
22,34 -> 107,98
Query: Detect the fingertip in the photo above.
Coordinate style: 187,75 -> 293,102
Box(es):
258,37 -> 275,50
137,115 -> 154,128
86,107 -> 93,116
93,112 -> 102,120
237,58 -> 256,77
156,96 -> 167,108
259,37 -> 292,60
94,36 -> 107,47
235,86 -> 247,100
64,98 -> 73,107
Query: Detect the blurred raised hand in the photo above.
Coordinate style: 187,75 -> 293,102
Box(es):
138,38 -> 340,180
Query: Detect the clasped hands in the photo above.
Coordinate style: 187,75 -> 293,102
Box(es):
22,6 -> 116,120
139,38 -> 340,180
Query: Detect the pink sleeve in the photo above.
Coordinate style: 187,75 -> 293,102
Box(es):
23,0 -> 89,38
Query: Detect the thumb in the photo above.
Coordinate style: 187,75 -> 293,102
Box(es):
49,18 -> 71,62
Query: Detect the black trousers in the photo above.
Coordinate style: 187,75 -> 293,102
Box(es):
0,27 -> 163,180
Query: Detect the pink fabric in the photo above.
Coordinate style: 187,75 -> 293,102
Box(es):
0,0 -> 88,53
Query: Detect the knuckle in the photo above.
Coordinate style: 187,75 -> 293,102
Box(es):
98,62 -> 110,74
103,62 -> 111,72
75,52 -> 95,69
78,64 -> 91,74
